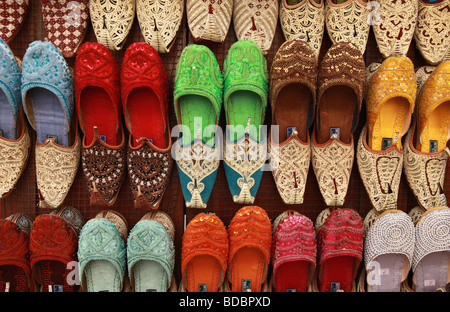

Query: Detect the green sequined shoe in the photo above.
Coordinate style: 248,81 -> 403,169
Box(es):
222,40 -> 269,204
173,44 -> 223,208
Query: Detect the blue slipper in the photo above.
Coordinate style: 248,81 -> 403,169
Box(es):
21,40 -> 74,147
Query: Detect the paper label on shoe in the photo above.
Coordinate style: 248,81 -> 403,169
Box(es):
47,134 -> 58,143
242,279 -> 252,292
287,126 -> 297,137
330,282 -> 340,292
330,127 -> 340,139
198,284 -> 208,292
382,138 -> 392,150
430,140 -> 438,153
424,280 -> 435,287
99,135 -> 107,143
53,284 -> 64,292
287,288 -> 296,292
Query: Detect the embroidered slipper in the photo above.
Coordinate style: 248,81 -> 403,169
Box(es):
186,0 -> 233,43
78,210 -> 128,292
89,0 -> 135,51
357,57 -> 417,212
223,40 -> 268,204
364,209 -> 415,292
233,0 -> 279,54
75,42 -> 126,208
414,0 -> 450,65
227,206 -> 272,292
0,38 -> 30,199
0,0 -> 29,44
42,0 -> 89,58
21,40 -> 81,209
325,0 -> 370,55
372,0 -> 418,58
311,42 -> 365,207
271,210 -> 316,292
279,0 -> 325,59
122,42 -> 173,210
316,208 -> 364,292
414,61 -> 450,154
181,212 -> 228,292
403,65 -> 449,210
410,206 -> 450,292
137,0 -> 184,53
173,44 -> 223,208
127,211 -> 175,292
269,40 -> 317,205
29,212 -> 82,292
0,213 -> 33,292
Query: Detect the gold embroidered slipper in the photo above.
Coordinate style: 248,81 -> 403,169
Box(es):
233,0 -> 279,54
325,0 -> 370,55
137,0 -> 184,53
414,0 -> 450,65
403,63 -> 450,210
372,0 -> 418,58
186,0 -> 233,43
89,0 -> 135,51
269,40 -> 318,205
279,0 -> 325,59
357,57 -> 417,212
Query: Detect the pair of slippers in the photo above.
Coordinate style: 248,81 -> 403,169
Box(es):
181,206 -> 272,292
78,210 -> 176,292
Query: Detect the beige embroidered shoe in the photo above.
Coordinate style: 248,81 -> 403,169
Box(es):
414,0 -> 450,65
373,0 -> 418,58
89,0 -> 135,51
137,0 -> 184,53
269,40 -> 318,205
186,0 -> 233,43
325,0 -> 370,55
0,111 -> 30,199
403,64 -> 450,210
279,0 -> 325,58
311,43 -> 365,207
357,57 -> 417,212
233,0 -> 279,54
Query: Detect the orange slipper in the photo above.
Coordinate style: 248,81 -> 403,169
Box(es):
227,206 -> 272,292
181,213 -> 228,292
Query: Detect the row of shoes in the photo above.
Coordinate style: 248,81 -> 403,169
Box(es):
176,38 -> 450,215
0,38 -> 174,210
2,204 -> 447,292
1,0 -> 448,64
184,205 -> 450,292
0,206 -> 177,292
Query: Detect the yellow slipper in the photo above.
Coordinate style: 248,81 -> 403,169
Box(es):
415,61 -> 450,153
365,56 -> 417,152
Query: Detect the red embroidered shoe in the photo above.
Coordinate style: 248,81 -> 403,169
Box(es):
29,213 -> 80,292
271,211 -> 317,292
75,42 -> 126,208
0,214 -> 33,292
121,42 -> 173,210
42,0 -> 89,58
315,208 -> 364,292
0,0 -> 29,43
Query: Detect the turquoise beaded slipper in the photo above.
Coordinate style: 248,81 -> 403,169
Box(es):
78,212 -> 128,292
222,40 -> 269,204
173,44 -> 223,208
127,211 -> 176,292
